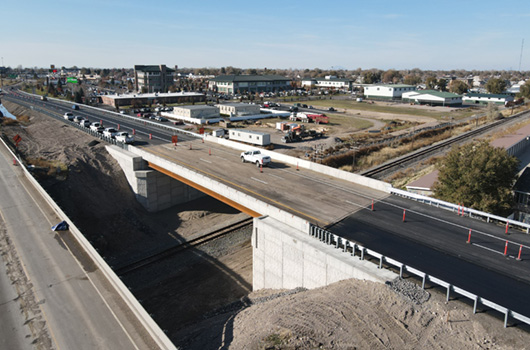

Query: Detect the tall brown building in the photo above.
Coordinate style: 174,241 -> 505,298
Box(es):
134,64 -> 176,93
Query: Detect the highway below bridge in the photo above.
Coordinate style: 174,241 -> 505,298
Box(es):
4,90 -> 530,325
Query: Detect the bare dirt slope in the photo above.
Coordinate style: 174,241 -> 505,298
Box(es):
2,100 -> 530,350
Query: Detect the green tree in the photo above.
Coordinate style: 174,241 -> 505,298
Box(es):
382,69 -> 402,83
519,81 -> 530,99
403,75 -> 421,86
425,76 -> 437,89
362,71 -> 381,84
433,141 -> 518,216
485,78 -> 507,94
437,79 -> 447,91
448,80 -> 468,94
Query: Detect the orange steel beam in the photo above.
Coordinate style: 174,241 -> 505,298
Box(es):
148,162 -> 262,218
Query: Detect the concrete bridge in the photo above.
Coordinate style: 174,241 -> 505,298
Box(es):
106,134 -> 530,326
106,136 -> 397,291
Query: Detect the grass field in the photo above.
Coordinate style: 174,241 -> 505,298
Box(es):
294,98 -> 478,120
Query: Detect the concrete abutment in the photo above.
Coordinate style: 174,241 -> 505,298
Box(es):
106,145 -> 203,212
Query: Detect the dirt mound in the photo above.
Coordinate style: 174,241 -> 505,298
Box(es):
177,279 -> 530,350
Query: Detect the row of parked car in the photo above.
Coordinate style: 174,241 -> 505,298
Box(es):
63,112 -> 135,144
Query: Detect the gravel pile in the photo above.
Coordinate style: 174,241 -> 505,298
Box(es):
386,278 -> 430,305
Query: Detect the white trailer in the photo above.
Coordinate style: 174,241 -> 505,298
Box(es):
229,129 -> 271,146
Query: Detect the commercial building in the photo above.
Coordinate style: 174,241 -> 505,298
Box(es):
364,84 -> 416,100
134,64 -> 176,93
402,90 -> 462,106
171,105 -> 220,120
216,103 -> 260,116
99,91 -> 205,108
462,93 -> 514,106
301,76 -> 354,90
208,75 -> 291,94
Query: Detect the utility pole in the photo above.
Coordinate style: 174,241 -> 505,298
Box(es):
516,38 -> 524,72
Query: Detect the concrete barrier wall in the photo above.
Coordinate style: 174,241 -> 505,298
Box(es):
204,134 -> 392,193
252,216 -> 397,290
127,146 -> 311,233
1,139 -> 176,350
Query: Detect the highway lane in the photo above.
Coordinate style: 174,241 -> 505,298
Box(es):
330,196 -> 530,318
0,141 -> 156,349
0,242 -> 34,350
4,90 -> 196,146
145,141 -> 388,227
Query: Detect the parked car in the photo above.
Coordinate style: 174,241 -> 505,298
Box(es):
115,132 -> 134,144
89,122 -> 104,133
73,115 -> 86,123
328,107 -> 336,111
72,104 -> 80,110
79,120 -> 91,127
63,112 -> 74,121
155,116 -> 168,122
103,128 -> 119,138
40,96 -> 48,101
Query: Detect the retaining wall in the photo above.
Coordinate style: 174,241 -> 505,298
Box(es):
252,216 -> 396,290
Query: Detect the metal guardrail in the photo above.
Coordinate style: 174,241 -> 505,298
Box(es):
309,225 -> 530,328
390,188 -> 530,233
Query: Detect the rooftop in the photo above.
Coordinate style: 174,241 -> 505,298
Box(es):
173,105 -> 217,110
464,93 -> 512,99
134,65 -> 175,73
210,74 -> 291,82
101,91 -> 203,100
416,90 -> 461,98
371,84 -> 416,89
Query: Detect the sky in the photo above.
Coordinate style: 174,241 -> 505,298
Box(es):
3,0 -> 530,71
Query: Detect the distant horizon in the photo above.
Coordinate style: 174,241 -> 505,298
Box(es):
3,0 -> 529,71
4,65 -> 530,74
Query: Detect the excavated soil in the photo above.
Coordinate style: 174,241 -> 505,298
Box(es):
2,100 -> 530,350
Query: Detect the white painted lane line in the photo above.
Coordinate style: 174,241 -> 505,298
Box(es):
345,200 -> 365,208
251,177 -> 268,184
215,156 -> 228,161
268,173 -> 283,180
472,243 -> 507,256
200,158 -> 212,164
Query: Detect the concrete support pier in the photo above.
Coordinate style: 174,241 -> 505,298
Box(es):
106,145 -> 203,212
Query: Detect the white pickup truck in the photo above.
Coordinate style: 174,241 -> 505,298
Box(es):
240,149 -> 271,167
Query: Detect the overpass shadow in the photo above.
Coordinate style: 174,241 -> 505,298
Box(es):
101,195 -> 254,350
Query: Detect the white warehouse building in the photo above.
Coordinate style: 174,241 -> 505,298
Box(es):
171,105 -> 220,119
216,103 -> 260,116
402,90 -> 462,106
462,93 -> 514,105
364,84 -> 416,100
